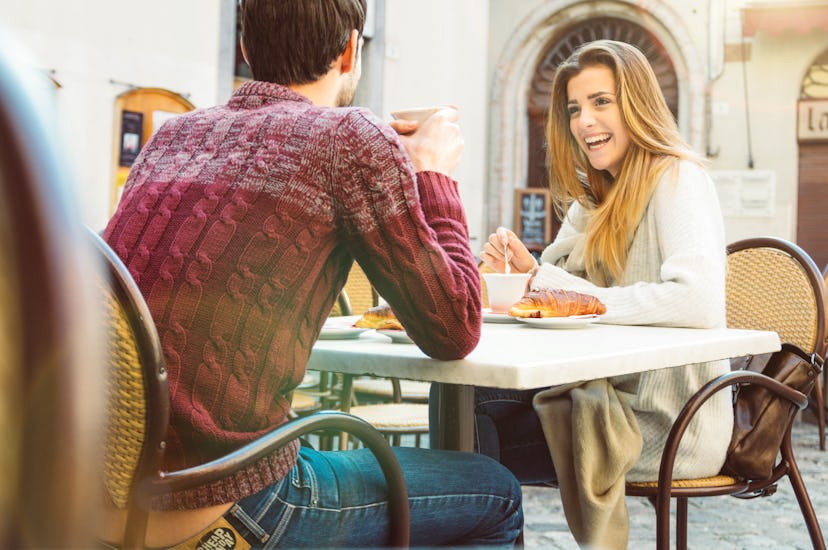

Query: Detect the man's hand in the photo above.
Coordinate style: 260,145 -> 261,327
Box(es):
390,107 -> 463,176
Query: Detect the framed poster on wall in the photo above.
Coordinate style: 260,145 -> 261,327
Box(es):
514,188 -> 552,252
118,110 -> 143,167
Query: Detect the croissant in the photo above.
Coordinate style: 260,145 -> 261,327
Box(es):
353,304 -> 403,330
508,288 -> 606,318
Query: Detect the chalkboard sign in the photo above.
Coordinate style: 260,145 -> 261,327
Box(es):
514,188 -> 551,251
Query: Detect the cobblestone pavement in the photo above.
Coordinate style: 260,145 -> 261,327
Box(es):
521,418 -> 828,549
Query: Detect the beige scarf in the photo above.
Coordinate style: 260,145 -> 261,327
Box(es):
534,213 -> 642,549
533,380 -> 642,549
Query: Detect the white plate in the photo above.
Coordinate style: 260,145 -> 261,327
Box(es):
318,326 -> 370,340
377,329 -> 415,344
516,314 -> 601,329
482,308 -> 520,324
319,318 -> 369,340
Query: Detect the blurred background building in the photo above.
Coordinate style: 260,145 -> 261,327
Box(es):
2,0 -> 827,267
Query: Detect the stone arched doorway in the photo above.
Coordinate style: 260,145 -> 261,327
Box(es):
488,0 -> 702,242
797,48 -> 828,271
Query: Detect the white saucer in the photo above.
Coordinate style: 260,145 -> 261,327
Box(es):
516,314 -> 601,329
377,329 -> 415,344
482,308 -> 520,324
320,317 -> 369,339
318,326 -> 370,340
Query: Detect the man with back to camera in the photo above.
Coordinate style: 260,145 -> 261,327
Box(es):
97,0 -> 523,547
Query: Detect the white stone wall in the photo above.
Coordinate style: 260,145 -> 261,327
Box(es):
708,7 -> 828,243
0,0 -> 230,230
382,0 -> 490,251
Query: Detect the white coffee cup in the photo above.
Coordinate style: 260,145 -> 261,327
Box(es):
390,107 -> 442,124
482,272 -> 531,314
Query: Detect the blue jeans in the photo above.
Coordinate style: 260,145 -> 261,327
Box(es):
224,445 -> 523,548
429,385 -> 557,485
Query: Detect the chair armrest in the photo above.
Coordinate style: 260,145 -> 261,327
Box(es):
651,369 -> 808,541
656,370 -> 808,490
139,410 -> 410,547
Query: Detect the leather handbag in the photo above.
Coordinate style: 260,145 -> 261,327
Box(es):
723,343 -> 823,480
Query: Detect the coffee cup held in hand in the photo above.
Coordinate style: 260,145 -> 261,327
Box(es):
391,107 -> 442,124
482,272 -> 531,314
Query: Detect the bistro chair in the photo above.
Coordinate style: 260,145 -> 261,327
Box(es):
625,236 -> 827,549
89,229 -> 410,548
333,292 -> 431,449
335,262 -> 430,406
725,237 -> 827,449
350,377 -> 431,405
0,38 -> 104,547
625,370 -> 824,549
341,372 -> 431,448
327,262 -> 431,448
823,264 -> 828,354
479,260 -> 497,310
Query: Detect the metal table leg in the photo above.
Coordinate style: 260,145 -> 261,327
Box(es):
434,383 -> 475,451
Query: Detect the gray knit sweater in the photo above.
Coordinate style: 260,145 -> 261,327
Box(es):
532,160 -> 733,481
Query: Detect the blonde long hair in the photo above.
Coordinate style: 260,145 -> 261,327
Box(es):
546,40 -> 702,285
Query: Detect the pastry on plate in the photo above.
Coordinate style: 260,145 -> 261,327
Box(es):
508,288 -> 606,318
354,304 -> 404,330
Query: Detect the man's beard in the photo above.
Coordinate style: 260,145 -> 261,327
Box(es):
335,47 -> 361,107
336,72 -> 359,107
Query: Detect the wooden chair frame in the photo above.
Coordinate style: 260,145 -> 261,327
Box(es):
90,230 -> 410,549
626,370 -> 825,549
624,236 -> 828,549
331,287 -> 430,449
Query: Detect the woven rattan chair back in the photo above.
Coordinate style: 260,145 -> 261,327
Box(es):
479,261 -> 497,309
329,262 -> 378,317
88,228 -> 169,543
345,262 -> 379,315
726,239 -> 826,355
100,288 -> 147,508
824,265 -> 828,347
726,237 -> 827,451
89,237 -> 410,547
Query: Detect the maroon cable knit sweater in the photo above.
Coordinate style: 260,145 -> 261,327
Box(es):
103,81 -> 481,509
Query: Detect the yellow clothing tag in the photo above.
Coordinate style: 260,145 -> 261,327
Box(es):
169,517 -> 252,550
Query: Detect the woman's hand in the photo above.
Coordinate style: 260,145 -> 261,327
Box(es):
480,227 -> 538,274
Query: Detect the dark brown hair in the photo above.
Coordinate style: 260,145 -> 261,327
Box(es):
241,0 -> 367,84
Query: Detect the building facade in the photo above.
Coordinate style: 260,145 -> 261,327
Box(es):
3,0 -> 827,267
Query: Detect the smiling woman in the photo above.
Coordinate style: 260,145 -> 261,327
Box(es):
474,39 -> 732,550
